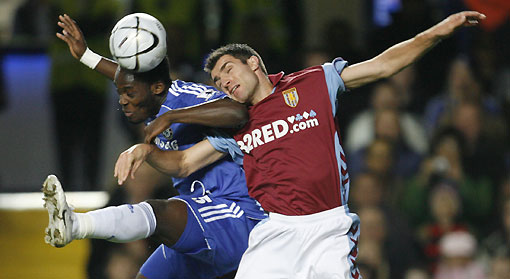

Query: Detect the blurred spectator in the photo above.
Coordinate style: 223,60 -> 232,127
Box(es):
434,231 -> 487,279
404,266 -> 431,279
346,80 -> 428,155
358,207 -> 390,279
450,101 -> 507,185
357,260 -> 379,279
488,256 -> 510,279
416,184 -> 470,273
357,205 -> 418,279
478,198 -> 510,269
387,64 -> 427,114
400,127 -> 493,232
423,56 -> 501,136
347,108 -> 423,180
348,138 -> 396,185
350,172 -> 385,210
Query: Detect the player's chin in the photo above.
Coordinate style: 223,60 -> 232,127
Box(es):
126,115 -> 145,124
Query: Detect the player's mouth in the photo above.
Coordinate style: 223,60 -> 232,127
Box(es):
123,110 -> 133,118
230,85 -> 239,97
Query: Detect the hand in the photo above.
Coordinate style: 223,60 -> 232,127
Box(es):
114,144 -> 154,185
144,113 -> 172,144
56,14 -> 87,60
432,11 -> 486,39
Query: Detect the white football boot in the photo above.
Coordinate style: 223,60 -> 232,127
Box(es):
42,174 -> 74,247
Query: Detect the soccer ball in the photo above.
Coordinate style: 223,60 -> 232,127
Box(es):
109,13 -> 167,72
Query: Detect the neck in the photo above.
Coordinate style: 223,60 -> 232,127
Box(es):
251,75 -> 274,105
151,90 -> 168,116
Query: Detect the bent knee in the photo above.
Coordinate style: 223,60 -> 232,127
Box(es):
146,199 -> 188,220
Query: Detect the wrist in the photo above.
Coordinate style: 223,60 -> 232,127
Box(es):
79,47 -> 102,69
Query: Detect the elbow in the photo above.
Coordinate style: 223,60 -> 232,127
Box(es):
225,100 -> 249,128
234,107 -> 249,127
174,153 -> 195,178
376,58 -> 394,79
175,161 -> 192,178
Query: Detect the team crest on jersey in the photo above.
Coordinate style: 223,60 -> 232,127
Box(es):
282,87 -> 299,107
162,128 -> 173,139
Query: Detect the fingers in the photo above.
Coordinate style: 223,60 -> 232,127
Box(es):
459,11 -> 486,26
59,14 -> 79,35
461,11 -> 486,20
55,32 -> 72,44
57,20 -> 76,43
143,124 -> 156,143
114,152 -> 131,185
144,118 -> 169,143
57,14 -> 82,40
144,129 -> 156,144
130,160 -> 144,180
114,144 -> 149,185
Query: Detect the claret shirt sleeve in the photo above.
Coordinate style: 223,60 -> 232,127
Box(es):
206,132 -> 244,165
321,58 -> 348,114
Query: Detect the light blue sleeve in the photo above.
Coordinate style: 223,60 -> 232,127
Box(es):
206,131 -> 244,166
321,58 -> 348,114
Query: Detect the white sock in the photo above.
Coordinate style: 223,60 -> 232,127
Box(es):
72,202 -> 157,242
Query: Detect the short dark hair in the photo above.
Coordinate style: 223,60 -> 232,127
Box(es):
133,56 -> 171,88
204,43 -> 267,75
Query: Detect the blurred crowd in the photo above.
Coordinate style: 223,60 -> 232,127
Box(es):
1,0 -> 509,278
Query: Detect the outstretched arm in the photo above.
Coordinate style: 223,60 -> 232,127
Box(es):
341,11 -> 486,89
56,14 -> 118,80
144,98 -> 248,143
57,13 -> 248,139
114,139 -> 226,185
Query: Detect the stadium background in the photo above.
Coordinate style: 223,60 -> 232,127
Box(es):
0,0 -> 508,278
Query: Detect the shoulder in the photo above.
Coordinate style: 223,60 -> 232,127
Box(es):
170,80 -> 222,95
169,80 -> 226,104
282,66 -> 325,83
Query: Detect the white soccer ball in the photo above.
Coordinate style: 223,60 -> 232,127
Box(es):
109,13 -> 167,72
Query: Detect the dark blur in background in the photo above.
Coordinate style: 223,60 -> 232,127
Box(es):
0,0 -> 509,278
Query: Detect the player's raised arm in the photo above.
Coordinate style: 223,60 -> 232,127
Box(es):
115,139 -> 226,185
56,14 -> 118,80
144,98 -> 248,143
341,11 -> 486,89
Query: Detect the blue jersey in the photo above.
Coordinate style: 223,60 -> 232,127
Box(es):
146,80 -> 266,220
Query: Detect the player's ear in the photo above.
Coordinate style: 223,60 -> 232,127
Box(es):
151,82 -> 165,95
248,56 -> 259,72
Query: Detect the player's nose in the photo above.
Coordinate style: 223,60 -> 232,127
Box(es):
118,95 -> 128,105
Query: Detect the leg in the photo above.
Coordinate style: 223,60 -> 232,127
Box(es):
146,199 -> 188,247
137,244 -> 218,279
42,175 -> 186,246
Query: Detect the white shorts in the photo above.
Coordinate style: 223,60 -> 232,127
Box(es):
234,205 -> 361,279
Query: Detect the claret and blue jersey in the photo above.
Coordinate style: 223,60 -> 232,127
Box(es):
145,79 -> 266,220
208,58 -> 351,216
